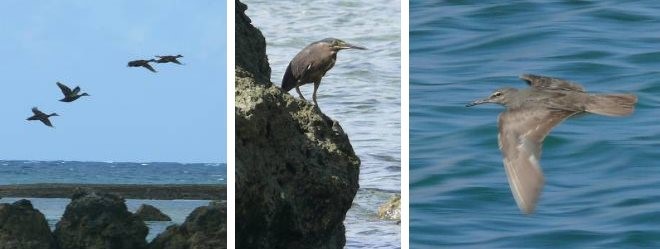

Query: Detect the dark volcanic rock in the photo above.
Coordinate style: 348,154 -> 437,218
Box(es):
0,199 -> 57,249
148,202 -> 227,249
135,204 -> 171,221
235,1 -> 361,248
54,191 -> 148,249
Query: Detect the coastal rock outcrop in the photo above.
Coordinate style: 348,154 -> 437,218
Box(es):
235,1 -> 361,248
54,191 -> 148,249
148,202 -> 227,249
135,204 -> 171,221
0,199 -> 57,249
378,194 -> 401,221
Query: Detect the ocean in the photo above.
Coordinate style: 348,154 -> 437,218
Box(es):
411,1 -> 660,248
0,160 -> 226,241
242,0 -> 402,248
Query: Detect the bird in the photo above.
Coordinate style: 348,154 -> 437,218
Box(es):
281,38 -> 366,107
27,107 -> 59,128
57,82 -> 89,102
466,74 -> 637,214
155,54 -> 184,65
128,59 -> 157,72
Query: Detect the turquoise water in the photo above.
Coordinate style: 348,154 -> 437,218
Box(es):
0,160 -> 225,242
411,1 -> 660,248
243,0 -> 401,247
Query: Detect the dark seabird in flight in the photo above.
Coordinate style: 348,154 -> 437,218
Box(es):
57,82 -> 90,102
466,74 -> 637,214
27,107 -> 59,128
155,54 -> 184,65
281,38 -> 366,107
128,59 -> 157,73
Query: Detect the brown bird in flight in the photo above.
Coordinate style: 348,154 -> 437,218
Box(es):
467,74 -> 637,214
128,59 -> 157,73
27,107 -> 59,128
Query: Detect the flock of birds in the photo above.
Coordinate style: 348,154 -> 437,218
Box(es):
26,55 -> 185,128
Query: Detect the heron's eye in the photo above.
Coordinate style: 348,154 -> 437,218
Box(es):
492,91 -> 502,98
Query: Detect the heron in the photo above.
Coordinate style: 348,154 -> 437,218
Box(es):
281,38 -> 366,107
57,82 -> 90,102
27,107 -> 59,128
466,74 -> 637,214
128,59 -> 157,73
155,54 -> 184,65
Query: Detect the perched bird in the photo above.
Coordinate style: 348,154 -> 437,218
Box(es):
281,38 -> 366,107
57,82 -> 89,102
27,107 -> 59,128
128,59 -> 157,73
466,74 -> 637,214
155,54 -> 184,65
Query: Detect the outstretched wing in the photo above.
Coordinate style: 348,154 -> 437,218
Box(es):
143,63 -> 157,72
520,74 -> 585,92
32,107 -> 44,116
41,118 -> 53,127
498,107 -> 576,214
72,86 -> 81,94
57,82 -> 72,95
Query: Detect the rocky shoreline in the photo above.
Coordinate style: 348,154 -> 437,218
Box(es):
0,183 -> 226,200
235,0 -> 361,248
0,191 -> 226,249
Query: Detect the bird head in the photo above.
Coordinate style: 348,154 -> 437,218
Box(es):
176,54 -> 183,58
81,93 -> 90,96
321,38 -> 367,51
49,113 -> 59,117
466,88 -> 518,107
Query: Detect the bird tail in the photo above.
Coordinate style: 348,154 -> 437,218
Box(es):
281,64 -> 296,92
586,94 -> 637,116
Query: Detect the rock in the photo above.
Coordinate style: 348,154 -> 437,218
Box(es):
54,191 -> 148,249
135,204 -> 171,221
378,194 -> 401,221
235,1 -> 361,248
149,203 -> 227,249
0,199 -> 57,249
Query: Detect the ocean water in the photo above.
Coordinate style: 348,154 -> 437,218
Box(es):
411,1 -> 660,248
242,0 -> 402,248
0,160 -> 226,241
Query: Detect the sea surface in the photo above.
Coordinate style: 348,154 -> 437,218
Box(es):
411,1 -> 660,248
243,0 -> 402,248
0,160 -> 226,242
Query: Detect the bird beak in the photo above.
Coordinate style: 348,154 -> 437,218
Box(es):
466,98 -> 490,107
340,43 -> 367,50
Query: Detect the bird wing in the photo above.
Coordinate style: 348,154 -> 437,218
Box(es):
57,82 -> 73,95
497,107 -> 576,214
72,86 -> 81,94
143,63 -> 157,72
41,118 -> 53,127
32,107 -> 44,115
520,74 -> 585,92
172,59 -> 182,65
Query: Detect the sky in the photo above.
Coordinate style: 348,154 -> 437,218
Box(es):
0,1 -> 227,163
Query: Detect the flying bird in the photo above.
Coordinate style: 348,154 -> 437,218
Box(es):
57,82 -> 89,102
466,74 -> 637,214
281,38 -> 366,107
27,107 -> 59,128
128,59 -> 157,73
155,55 -> 184,65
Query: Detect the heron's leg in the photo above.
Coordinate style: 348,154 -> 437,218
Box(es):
312,81 -> 321,106
295,85 -> 306,100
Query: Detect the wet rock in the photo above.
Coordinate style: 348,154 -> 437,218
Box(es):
54,191 -> 148,249
235,1 -> 361,248
135,204 -> 171,221
0,199 -> 57,249
378,194 -> 401,221
149,203 -> 227,249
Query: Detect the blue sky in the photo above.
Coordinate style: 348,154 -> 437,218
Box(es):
0,1 -> 227,163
